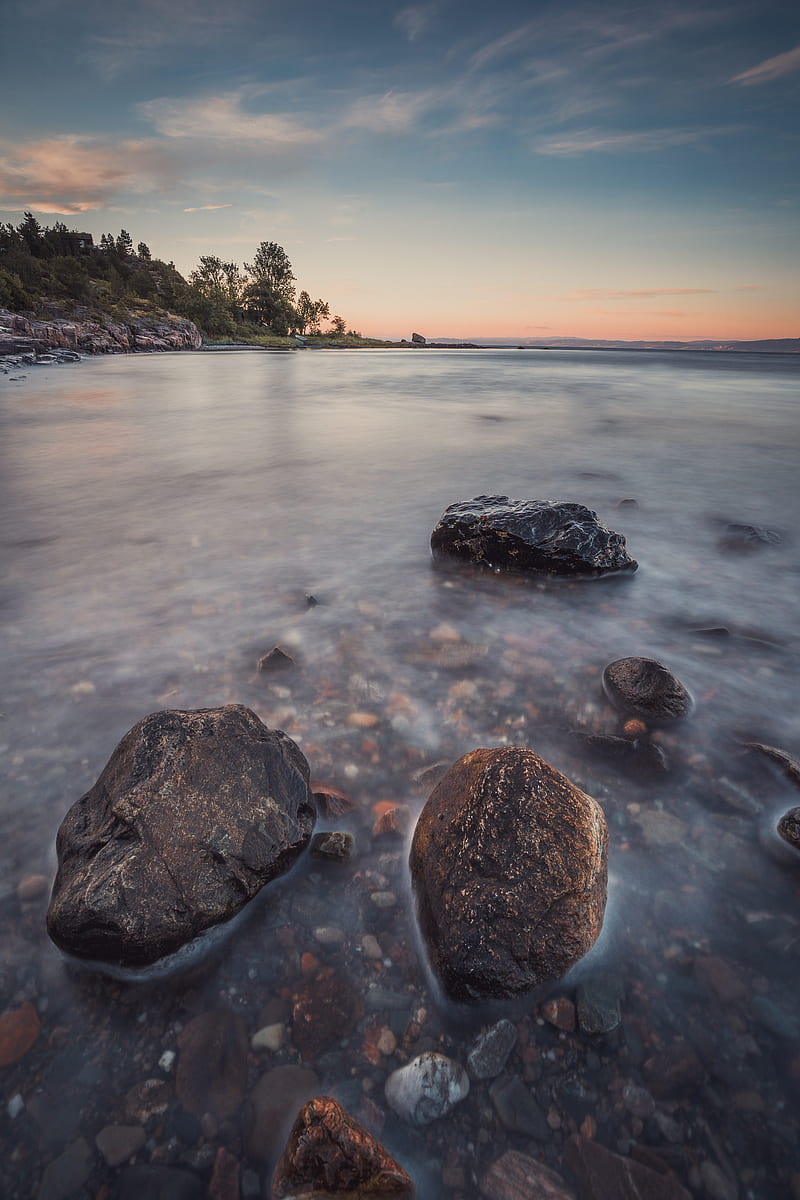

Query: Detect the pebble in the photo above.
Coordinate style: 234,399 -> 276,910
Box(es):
309,831 -> 354,861
16,873 -> 49,902
385,1052 -> 469,1125
95,1123 -> 146,1167
467,1019 -> 518,1080
251,1023 -> 286,1052
347,711 -> 380,728
313,925 -> 346,945
36,1137 -> 92,1200
369,891 -> 397,908
158,1049 -> 176,1073
480,1149 -> 575,1200
0,1000 -> 40,1066
541,996 -> 577,1032
576,971 -> 624,1034
699,1160 -> 738,1200
622,1082 -> 656,1118
361,934 -> 383,959
7,1093 -> 24,1119
489,1075 -> 550,1140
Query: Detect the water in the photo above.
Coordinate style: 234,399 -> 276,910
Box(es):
1,349 -> 799,1197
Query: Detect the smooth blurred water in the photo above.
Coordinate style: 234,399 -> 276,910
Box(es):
1,348 -> 799,1197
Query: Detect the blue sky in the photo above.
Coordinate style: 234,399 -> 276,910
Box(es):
1,0 -> 798,338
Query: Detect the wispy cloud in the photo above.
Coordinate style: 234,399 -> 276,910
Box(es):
394,4 -> 438,42
587,308 -> 687,316
564,287 -> 717,301
730,45 -> 800,86
470,22 -> 537,71
0,135 -> 176,213
535,126 -> 739,155
139,94 -> 324,145
183,203 -> 234,212
342,89 -> 445,134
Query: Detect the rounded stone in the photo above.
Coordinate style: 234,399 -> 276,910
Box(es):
385,1052 -> 469,1126
409,747 -> 608,1001
777,807 -> 800,853
602,657 -> 692,721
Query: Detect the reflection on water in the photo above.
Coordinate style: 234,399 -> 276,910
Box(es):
1,349 -> 799,1198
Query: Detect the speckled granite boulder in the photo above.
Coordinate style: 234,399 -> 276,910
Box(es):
47,705 -> 315,966
430,496 -> 637,577
409,747 -> 608,1001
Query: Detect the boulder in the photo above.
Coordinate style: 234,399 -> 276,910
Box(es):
777,807 -> 800,852
409,747 -> 608,1001
602,658 -> 692,721
385,1053 -> 469,1126
565,1135 -> 691,1200
271,1095 -> 415,1198
430,496 -> 637,577
46,705 -> 316,966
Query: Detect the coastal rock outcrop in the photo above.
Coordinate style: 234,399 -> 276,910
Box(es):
0,306 -> 201,356
409,747 -> 608,1001
46,705 -> 316,966
430,496 -> 637,577
602,657 -> 692,721
271,1095 -> 415,1199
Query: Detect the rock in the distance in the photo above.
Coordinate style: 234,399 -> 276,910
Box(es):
385,1053 -> 469,1126
603,657 -> 692,721
430,496 -> 637,577
271,1095 -> 415,1198
410,747 -> 608,1001
47,705 -> 316,966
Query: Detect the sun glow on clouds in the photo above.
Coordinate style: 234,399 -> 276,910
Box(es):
183,204 -> 234,212
730,45 -> 800,86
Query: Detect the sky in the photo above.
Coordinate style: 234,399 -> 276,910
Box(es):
0,0 -> 798,341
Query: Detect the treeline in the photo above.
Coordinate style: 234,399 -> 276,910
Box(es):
0,213 -> 357,341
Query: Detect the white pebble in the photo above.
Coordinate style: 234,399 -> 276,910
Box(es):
158,1050 -> 176,1073
343,763 -> 359,779
361,934 -> 383,959
251,1023 -> 286,1052
313,926 -> 345,946
7,1094 -> 24,1119
385,1052 -> 469,1125
370,891 -> 397,909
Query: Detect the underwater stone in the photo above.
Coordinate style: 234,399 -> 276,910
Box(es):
410,747 -> 608,1001
430,496 -> 637,577
603,657 -> 692,722
385,1053 -> 469,1126
46,705 -> 316,967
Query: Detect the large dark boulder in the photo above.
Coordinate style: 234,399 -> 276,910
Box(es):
46,705 -> 316,966
602,657 -> 692,721
430,496 -> 637,577
409,747 -> 608,1001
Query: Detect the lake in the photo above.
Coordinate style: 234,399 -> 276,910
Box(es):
1,348 -> 799,1198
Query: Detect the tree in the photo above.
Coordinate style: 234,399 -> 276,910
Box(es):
116,229 -> 134,258
99,233 -> 115,253
17,212 -> 43,255
243,241 -> 295,303
137,242 -> 152,261
329,314 -> 347,337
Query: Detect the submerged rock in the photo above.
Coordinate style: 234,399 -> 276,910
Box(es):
47,705 -> 316,966
385,1053 -> 469,1126
271,1095 -> 415,1198
602,657 -> 692,721
430,496 -> 637,577
777,807 -> 800,853
409,747 -> 608,1001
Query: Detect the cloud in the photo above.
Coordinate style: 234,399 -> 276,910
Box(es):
565,287 -> 716,301
342,89 -> 446,134
394,5 -> 437,42
587,308 -> 687,316
470,22 -> 537,71
183,203 -> 234,212
730,45 -> 800,86
0,135 -> 177,213
139,94 -> 324,145
535,126 -> 739,154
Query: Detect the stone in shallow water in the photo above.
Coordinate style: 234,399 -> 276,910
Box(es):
385,1052 -> 469,1126
467,1019 -> 518,1080
430,496 -> 637,577
602,658 -> 692,722
246,1065 -> 320,1163
271,1095 -> 415,1198
576,971 -> 624,1035
409,747 -> 608,1001
46,705 -> 316,966
565,1134 -> 691,1200
777,807 -> 800,852
480,1149 -> 575,1200
176,1008 -> 249,1119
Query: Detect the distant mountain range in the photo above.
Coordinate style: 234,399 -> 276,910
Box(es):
427,336 -> 800,353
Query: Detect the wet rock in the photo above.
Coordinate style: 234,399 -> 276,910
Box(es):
565,1134 -> 691,1200
246,1064 -> 320,1162
312,783 -> 358,817
602,658 -> 692,721
36,1137 -> 93,1200
699,1161 -> 738,1200
719,522 -> 781,551
124,1077 -> 173,1123
490,1075 -> 550,1140
409,746 -> 608,1000
95,1123 -> 146,1166
467,1019 -> 518,1079
576,971 -> 624,1034
47,704 -> 316,965
431,495 -> 637,577
292,966 -> 364,1062
0,999 -> 40,1065
750,994 -> 800,1040
778,807 -> 800,851
745,742 -> 800,789
692,956 -> 747,1005
541,996 -> 577,1032
115,1164 -> 207,1200
271,1094 -> 415,1198
621,1083 -> 656,1119
480,1149 -> 576,1199
310,831 -> 355,861
208,1146 -> 240,1200
385,1052 -> 469,1125
581,732 -> 669,775
176,1008 -> 249,1118
643,1043 -> 706,1099
258,646 -> 295,672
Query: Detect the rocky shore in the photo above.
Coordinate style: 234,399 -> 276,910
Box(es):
0,305 -> 202,369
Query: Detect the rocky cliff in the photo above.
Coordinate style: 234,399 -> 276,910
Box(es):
0,306 -> 202,356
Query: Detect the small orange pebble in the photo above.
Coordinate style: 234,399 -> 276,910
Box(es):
300,952 -> 319,979
623,719 -> 647,737
347,712 -> 380,729
361,739 -> 379,755
0,1000 -> 40,1067
373,805 -> 412,837
311,782 -> 357,816
429,622 -> 461,643
580,1114 -> 597,1140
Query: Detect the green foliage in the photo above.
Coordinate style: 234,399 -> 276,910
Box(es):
0,267 -> 33,309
